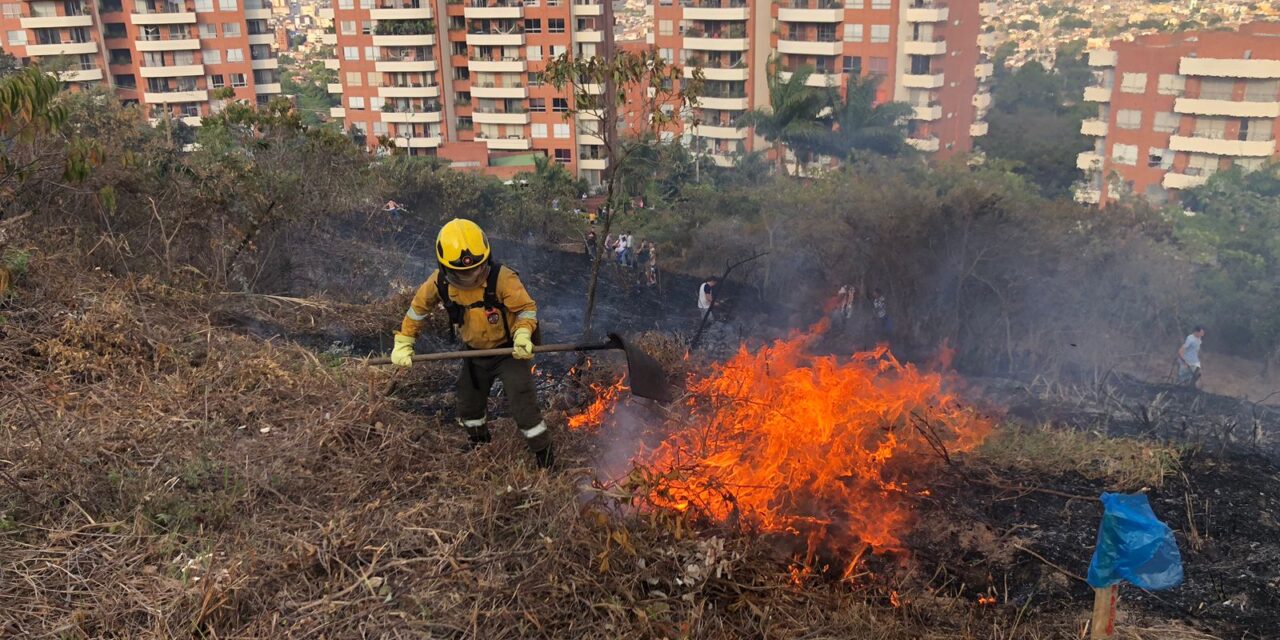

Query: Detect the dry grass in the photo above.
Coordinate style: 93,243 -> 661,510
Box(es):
0,254 -> 1206,639
977,424 -> 1181,489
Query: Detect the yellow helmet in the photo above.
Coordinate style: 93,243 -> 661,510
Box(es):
436,218 -> 490,270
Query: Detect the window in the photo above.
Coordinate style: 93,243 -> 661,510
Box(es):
842,56 -> 862,75
868,57 -> 888,76
843,24 -> 862,42
199,24 -> 218,39
553,97 -> 568,112
346,71 -> 362,86
551,45 -> 567,57
659,20 -> 672,37
362,20 -> 372,35
363,46 -> 376,61
1116,109 -> 1141,130
230,72 -> 247,87
367,72 -> 380,86
869,25 -> 890,44
194,0 -> 212,11
105,23 -> 128,39
1147,148 -> 1172,169
144,51 -> 165,67
1111,143 -> 1137,166
1156,74 -> 1185,96
370,97 -> 384,111
5,30 -> 25,46
175,51 -> 195,66
531,123 -> 548,138
452,42 -> 467,56
871,0 -> 888,8
527,72 -> 542,86
1244,79 -> 1279,102
529,97 -> 546,111
554,148 -> 571,164
338,0 -> 352,7
168,24 -> 188,39
1186,153 -> 1217,176
449,16 -> 464,30
218,0 -> 236,9
1235,157 -> 1266,172
1,3 -> 19,18
1242,118 -> 1273,142
348,96 -> 365,110
548,18 -> 565,33
525,19 -> 541,33
360,0 -> 373,8
845,0 -> 863,6
341,21 -> 356,35
527,45 -> 542,61
1153,111 -> 1179,133
554,123 -> 570,138
1198,78 -> 1232,101
203,48 -> 221,64
1120,72 -> 1147,94
1192,116 -> 1227,139
657,47 -> 673,62
372,122 -> 389,137
226,48 -> 244,62
222,23 -> 240,37
114,74 -> 136,88
343,46 -> 359,61
210,74 -> 225,88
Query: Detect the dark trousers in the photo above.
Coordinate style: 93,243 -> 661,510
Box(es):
456,354 -> 550,453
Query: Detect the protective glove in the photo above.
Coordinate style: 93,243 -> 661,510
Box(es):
391,334 -> 416,367
512,328 -> 534,360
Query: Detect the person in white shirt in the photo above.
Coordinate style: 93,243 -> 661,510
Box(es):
1177,326 -> 1206,387
697,276 -> 718,322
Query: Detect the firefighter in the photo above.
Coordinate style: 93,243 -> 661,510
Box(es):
390,218 -> 553,468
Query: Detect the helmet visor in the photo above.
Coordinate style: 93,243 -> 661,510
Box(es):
445,263 -> 489,289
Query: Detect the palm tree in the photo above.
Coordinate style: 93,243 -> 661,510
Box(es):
734,58 -> 827,176
820,74 -> 913,160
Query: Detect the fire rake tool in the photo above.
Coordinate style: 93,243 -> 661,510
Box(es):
363,332 -> 673,403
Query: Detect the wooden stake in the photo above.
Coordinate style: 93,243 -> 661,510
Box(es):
1090,584 -> 1119,639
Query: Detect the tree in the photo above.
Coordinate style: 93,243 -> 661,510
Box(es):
543,48 -> 702,336
818,74 -> 912,160
735,59 -> 826,176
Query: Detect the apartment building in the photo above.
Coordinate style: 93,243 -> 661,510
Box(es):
322,0 -> 614,183
646,0 -> 993,167
0,0 -> 283,124
1076,23 -> 1280,206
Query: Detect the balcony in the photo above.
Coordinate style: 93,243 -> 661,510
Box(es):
906,136 -> 940,152
464,0 -> 521,18
328,82 -> 344,93
372,34 -> 435,46
318,7 -> 334,18
478,135 -> 532,150
324,58 -> 340,70
26,41 -> 99,56
371,3 -> 433,19
20,14 -> 95,28
1162,172 -> 1210,190
381,110 -> 444,123
578,133 -> 604,145
906,5 -> 948,22
775,38 -> 841,57
1088,50 -> 1116,67
902,73 -> 944,89
136,37 -> 200,52
576,29 -> 604,43
251,56 -> 279,69
471,84 -> 526,98
130,5 -> 196,25
572,0 -> 603,16
320,33 -> 337,44
244,0 -> 273,19
777,5 -> 843,23
255,82 -> 282,93
685,64 -> 749,81
780,70 -> 844,88
393,135 -> 443,148
684,31 -> 750,51
978,2 -> 996,17
1174,97 -> 1280,118
1083,85 -> 1110,102
1169,135 -> 1275,157
1080,118 -> 1108,137
1179,57 -> 1280,79
330,106 -> 346,118
139,64 -> 204,78
911,104 -> 942,121
579,157 -> 608,170
977,32 -> 996,48
61,67 -> 104,82
375,59 -> 437,72
379,85 -> 441,98
1076,151 -> 1103,171
1075,187 -> 1101,204
466,31 -> 524,46
904,39 -> 946,56
470,57 -> 525,72
693,123 -> 746,139
144,89 -> 209,103
473,110 -> 531,124
248,33 -> 276,45
975,63 -> 993,79
972,91 -> 991,109
698,95 -> 749,110
970,120 -> 988,137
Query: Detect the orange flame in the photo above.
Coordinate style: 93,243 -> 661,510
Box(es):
573,325 -> 994,564
567,377 -> 628,431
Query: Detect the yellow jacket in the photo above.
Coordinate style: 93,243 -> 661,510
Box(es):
398,265 -> 538,349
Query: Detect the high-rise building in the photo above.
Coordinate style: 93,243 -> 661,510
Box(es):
1076,23 -> 1280,207
323,0 -> 614,184
0,0 -> 283,125
647,0 -> 993,167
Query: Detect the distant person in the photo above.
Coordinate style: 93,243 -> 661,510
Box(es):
644,242 -> 658,287
588,210 -> 598,225
585,230 -> 598,263
615,232 -> 630,266
697,276 -> 718,323
870,288 -> 890,341
836,283 -> 857,326
604,233 -> 617,257
383,199 -> 405,212
1178,326 -> 1206,387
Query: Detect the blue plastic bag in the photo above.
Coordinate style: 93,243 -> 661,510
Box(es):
1086,492 -> 1183,590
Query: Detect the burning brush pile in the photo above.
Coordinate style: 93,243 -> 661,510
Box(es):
572,325 -> 996,576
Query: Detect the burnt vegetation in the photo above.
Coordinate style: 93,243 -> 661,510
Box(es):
1,66 -> 1279,639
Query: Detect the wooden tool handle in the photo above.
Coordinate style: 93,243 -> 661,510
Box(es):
364,341 -> 618,366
